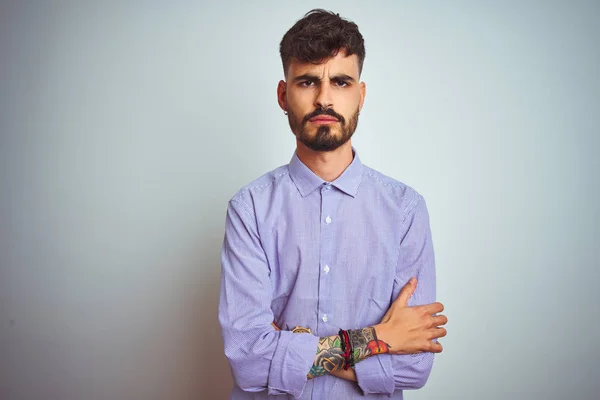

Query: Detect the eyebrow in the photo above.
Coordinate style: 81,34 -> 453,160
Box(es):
292,73 -> 356,83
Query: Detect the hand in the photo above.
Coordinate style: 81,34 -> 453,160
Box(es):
330,367 -> 357,382
374,277 -> 447,355
271,323 -> 312,334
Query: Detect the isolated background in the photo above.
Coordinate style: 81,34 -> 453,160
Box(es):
1,1 -> 599,399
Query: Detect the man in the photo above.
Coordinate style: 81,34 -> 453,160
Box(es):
219,9 -> 447,399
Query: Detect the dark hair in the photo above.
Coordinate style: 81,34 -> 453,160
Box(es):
279,9 -> 365,77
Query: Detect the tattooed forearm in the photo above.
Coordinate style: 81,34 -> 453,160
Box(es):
305,327 -> 392,379
307,335 -> 345,379
348,327 -> 391,363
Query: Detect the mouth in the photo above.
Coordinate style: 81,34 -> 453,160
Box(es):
309,117 -> 339,125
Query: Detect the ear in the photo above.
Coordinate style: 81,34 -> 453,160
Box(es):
358,81 -> 366,112
277,80 -> 287,112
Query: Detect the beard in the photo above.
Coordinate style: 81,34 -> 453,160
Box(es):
287,106 -> 359,152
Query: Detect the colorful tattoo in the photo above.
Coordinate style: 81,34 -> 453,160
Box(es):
348,327 -> 391,363
292,325 -> 391,379
307,335 -> 345,379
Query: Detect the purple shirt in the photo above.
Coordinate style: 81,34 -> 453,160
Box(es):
219,149 -> 436,399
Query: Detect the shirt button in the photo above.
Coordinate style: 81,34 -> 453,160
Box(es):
325,216 -> 332,224
322,314 -> 328,322
323,265 -> 330,274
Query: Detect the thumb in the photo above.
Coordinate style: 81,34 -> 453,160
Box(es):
395,277 -> 417,307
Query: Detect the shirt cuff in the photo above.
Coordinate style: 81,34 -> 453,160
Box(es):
355,353 -> 395,396
267,331 -> 319,398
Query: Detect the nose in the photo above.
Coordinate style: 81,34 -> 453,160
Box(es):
314,83 -> 333,110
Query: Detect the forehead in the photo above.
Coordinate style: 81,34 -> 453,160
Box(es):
287,50 -> 360,79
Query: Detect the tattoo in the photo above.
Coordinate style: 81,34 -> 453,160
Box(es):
307,335 -> 345,379
348,327 -> 391,363
293,325 -> 391,380
292,326 -> 312,334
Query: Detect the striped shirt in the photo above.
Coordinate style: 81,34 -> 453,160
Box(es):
219,148 -> 436,399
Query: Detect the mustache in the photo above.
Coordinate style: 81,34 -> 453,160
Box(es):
302,107 -> 345,124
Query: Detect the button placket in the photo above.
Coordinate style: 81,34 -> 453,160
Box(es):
318,182 -> 336,331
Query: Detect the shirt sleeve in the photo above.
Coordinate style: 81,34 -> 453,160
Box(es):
219,199 -> 319,398
354,195 -> 437,395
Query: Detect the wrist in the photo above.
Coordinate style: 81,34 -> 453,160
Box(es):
372,324 -> 390,350
348,326 -> 391,364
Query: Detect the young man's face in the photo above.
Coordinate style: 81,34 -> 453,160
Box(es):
278,49 -> 366,152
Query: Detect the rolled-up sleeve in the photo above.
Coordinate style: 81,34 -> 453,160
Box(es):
355,196 -> 437,395
219,199 -> 319,398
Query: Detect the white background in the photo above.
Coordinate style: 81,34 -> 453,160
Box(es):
1,1 -> 599,399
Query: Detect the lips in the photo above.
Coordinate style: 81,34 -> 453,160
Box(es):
303,108 -> 344,125
310,117 -> 338,123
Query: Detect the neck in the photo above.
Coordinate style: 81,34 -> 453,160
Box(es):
295,140 -> 354,182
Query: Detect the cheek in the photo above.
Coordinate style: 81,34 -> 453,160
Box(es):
288,89 -> 314,107
334,90 -> 361,110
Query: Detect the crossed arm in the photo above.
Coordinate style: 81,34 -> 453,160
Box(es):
272,276 -> 446,385
270,324 -> 378,382
219,197 -> 446,397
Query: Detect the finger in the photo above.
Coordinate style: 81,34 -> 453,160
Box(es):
395,277 -> 417,306
429,327 -> 447,340
431,314 -> 448,327
429,341 -> 443,353
271,322 -> 280,331
422,302 -> 444,314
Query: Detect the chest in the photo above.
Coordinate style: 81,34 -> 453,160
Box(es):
258,191 -> 404,305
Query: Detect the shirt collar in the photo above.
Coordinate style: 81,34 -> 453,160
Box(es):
288,147 -> 364,198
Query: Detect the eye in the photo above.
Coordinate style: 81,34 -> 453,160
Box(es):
334,80 -> 349,87
300,80 -> 314,87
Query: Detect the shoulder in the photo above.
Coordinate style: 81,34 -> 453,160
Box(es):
229,164 -> 290,206
361,164 -> 425,214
